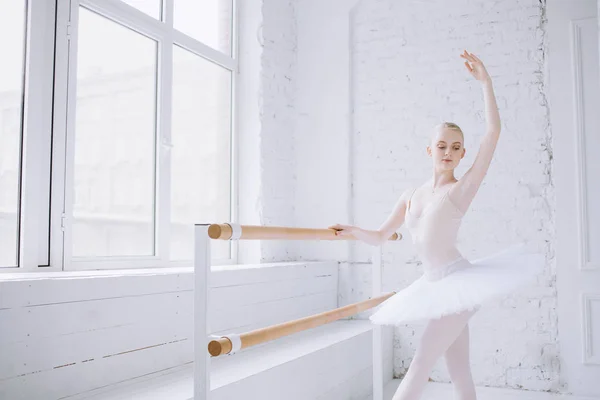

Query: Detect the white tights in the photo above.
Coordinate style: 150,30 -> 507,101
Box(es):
392,309 -> 478,400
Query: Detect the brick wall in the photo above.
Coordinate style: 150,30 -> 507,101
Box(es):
255,0 -> 559,389
350,0 -> 558,389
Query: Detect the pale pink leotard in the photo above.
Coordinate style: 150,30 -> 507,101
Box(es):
405,188 -> 470,280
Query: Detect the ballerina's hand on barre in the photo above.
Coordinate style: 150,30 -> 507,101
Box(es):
328,224 -> 358,237
328,224 -> 386,246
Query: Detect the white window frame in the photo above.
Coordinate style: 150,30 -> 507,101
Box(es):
51,0 -> 239,271
0,0 -> 56,272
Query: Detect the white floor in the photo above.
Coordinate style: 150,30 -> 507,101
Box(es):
364,380 -> 600,400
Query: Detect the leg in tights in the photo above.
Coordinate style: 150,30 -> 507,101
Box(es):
445,324 -> 477,400
392,309 -> 477,400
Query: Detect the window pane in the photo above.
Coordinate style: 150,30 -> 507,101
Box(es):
174,0 -> 232,56
0,0 -> 26,267
73,8 -> 157,258
171,46 -> 232,261
120,0 -> 162,20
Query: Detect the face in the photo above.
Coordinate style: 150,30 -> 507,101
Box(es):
427,127 -> 466,171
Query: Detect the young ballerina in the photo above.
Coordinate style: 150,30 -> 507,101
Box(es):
329,51 -> 542,400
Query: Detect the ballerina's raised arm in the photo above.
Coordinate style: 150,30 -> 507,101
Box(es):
448,50 -> 502,213
329,51 -> 501,246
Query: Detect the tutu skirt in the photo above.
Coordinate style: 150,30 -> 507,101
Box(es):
369,245 -> 544,325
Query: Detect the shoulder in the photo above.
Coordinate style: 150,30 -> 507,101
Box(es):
401,186 -> 421,201
393,187 -> 412,206
391,187 -> 417,209
402,187 -> 416,197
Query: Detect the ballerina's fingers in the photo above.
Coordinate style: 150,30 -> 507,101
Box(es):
328,224 -> 353,236
470,53 -> 483,63
328,223 -> 346,230
460,50 -> 478,64
331,228 -> 350,236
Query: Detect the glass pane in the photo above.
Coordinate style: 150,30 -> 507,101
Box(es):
174,0 -> 232,56
171,46 -> 232,261
73,8 -> 157,258
120,0 -> 162,20
0,0 -> 26,267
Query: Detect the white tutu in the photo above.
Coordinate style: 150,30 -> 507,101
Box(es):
369,244 -> 544,325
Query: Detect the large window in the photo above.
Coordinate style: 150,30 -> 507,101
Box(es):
63,0 -> 236,269
0,0 -> 237,271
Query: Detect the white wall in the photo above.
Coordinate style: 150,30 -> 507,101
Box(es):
286,0 -> 559,392
294,0 -> 360,265
0,262 -> 337,399
236,0 -> 263,264
237,0 -> 300,263
257,0 -> 299,262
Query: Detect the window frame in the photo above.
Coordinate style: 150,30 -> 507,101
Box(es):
0,0 -> 56,272
50,0 -> 239,271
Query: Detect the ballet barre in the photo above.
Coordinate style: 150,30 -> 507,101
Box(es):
194,223 -> 402,400
208,292 -> 395,356
207,223 -> 402,241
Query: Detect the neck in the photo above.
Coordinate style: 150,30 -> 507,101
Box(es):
431,170 -> 457,190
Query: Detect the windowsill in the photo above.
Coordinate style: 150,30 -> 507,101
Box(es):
0,260 -> 335,281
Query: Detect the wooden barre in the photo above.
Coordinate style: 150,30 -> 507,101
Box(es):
208,291 -> 396,357
207,224 -> 402,241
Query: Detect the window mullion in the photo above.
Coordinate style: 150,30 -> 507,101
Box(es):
157,21 -> 174,265
18,0 -> 57,271
55,0 -> 80,271
230,0 -> 239,263
164,0 -> 173,27
81,0 -> 168,41
172,31 -> 236,72
49,0 -> 72,272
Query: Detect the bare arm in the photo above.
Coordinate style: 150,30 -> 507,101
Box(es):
373,188 -> 411,243
450,52 -> 501,212
329,188 -> 412,246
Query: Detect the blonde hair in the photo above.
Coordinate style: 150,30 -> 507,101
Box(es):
435,122 -> 464,141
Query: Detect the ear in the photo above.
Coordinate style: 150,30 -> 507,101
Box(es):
462,148 -> 466,159
426,146 -> 432,157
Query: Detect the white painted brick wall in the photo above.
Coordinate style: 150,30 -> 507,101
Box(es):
350,0 -> 558,390
256,0 -> 559,391
259,0 -> 299,262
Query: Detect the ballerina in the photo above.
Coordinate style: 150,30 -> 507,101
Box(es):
329,50 -> 542,400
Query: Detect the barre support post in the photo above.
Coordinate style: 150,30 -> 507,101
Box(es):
194,225 -> 211,400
